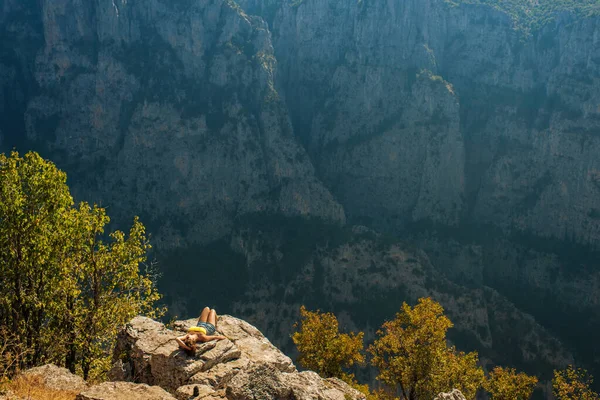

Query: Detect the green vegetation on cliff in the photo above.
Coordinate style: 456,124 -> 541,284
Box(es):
445,0 -> 600,34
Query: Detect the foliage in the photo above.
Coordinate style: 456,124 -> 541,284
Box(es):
484,366 -> 538,400
553,365 -> 599,400
292,305 -> 364,379
339,372 -> 399,400
437,349 -> 485,399
444,0 -> 600,35
0,151 -> 163,380
368,297 -> 484,400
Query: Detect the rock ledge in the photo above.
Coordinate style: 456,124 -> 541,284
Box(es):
108,315 -> 364,400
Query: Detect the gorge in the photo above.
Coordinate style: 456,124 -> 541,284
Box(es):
1,0 -> 600,394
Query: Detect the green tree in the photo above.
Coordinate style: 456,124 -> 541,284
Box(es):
0,151 -> 163,380
436,349 -> 485,399
292,305 -> 364,380
368,297 -> 484,400
484,366 -> 538,400
553,366 -> 599,400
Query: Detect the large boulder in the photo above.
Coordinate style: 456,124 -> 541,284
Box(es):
226,363 -> 363,400
175,384 -> 225,400
20,363 -> 88,392
109,316 -> 241,392
110,315 -> 295,392
188,358 -> 250,388
110,315 -> 364,400
173,315 -> 296,374
76,382 -> 176,400
434,389 -> 467,400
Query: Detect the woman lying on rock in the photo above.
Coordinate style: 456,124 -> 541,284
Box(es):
176,307 -> 227,354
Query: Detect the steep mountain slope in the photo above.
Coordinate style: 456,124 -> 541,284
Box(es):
243,0 -> 600,243
1,0 -> 344,247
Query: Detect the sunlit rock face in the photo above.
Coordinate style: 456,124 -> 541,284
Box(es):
3,0 -> 344,248
109,315 -> 364,400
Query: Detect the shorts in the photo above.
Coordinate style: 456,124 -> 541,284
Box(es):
196,321 -> 216,335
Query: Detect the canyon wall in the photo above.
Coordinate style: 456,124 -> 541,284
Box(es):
2,0 -> 344,248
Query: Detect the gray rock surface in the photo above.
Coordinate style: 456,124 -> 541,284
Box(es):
226,363 -> 364,400
20,363 -> 88,392
175,384 -> 223,400
250,0 -> 600,244
109,316 -> 240,392
434,389 -> 467,400
76,382 -> 176,400
174,316 -> 296,376
110,314 -> 362,399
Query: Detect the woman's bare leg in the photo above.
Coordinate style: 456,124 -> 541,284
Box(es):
198,307 -> 210,323
208,309 -> 217,326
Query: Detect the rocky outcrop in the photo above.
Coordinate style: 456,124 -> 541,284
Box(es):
21,364 -> 88,392
4,365 -> 172,400
434,389 -> 467,400
109,316 -> 240,392
109,315 -> 364,400
5,313 -> 363,400
76,382 -> 177,400
226,363 -> 358,400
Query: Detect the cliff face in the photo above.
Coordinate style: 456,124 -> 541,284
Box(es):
3,0 -> 344,247
0,0 -> 43,149
245,0 -> 600,243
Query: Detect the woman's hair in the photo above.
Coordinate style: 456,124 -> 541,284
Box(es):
183,335 -> 197,355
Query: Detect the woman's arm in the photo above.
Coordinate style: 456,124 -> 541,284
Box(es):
198,334 -> 227,342
175,335 -> 191,350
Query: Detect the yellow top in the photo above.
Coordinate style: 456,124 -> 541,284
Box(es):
188,326 -> 207,334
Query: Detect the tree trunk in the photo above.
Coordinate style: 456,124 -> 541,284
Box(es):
65,296 -> 77,373
82,356 -> 90,381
